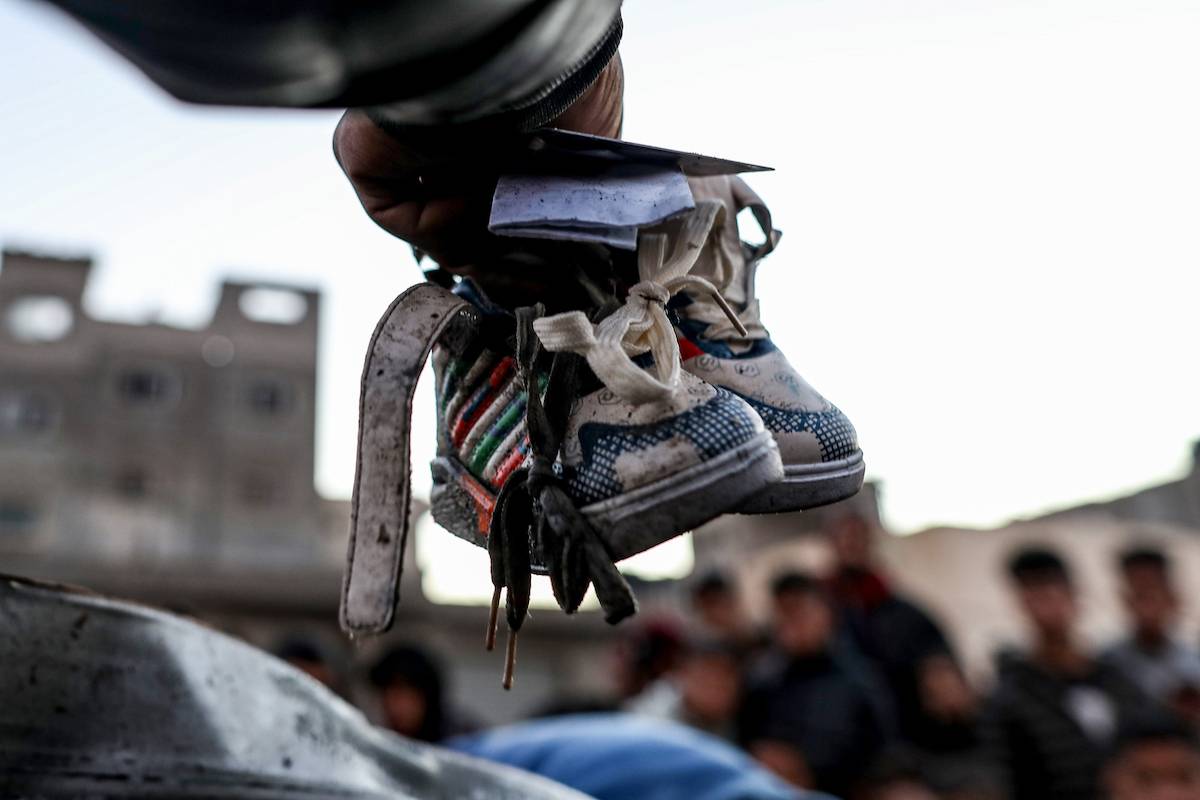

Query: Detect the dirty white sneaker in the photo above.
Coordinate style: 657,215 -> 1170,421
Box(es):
655,175 -> 865,512
431,205 -> 783,568
344,200 -> 790,684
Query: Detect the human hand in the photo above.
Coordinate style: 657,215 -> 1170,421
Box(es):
333,55 -> 623,271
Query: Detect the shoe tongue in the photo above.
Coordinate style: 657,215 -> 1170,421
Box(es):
682,175 -> 752,308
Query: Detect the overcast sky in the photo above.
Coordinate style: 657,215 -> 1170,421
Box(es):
3,0 -> 1199,553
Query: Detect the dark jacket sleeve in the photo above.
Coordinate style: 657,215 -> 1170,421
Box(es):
898,598 -> 953,661
40,0 -> 621,129
981,685 -> 1044,800
736,672 -> 774,746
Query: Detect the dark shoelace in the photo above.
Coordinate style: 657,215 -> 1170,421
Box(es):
485,303 -> 637,688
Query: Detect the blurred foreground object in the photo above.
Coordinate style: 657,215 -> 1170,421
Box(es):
41,0 -> 621,129
451,712 -> 812,800
0,574 -> 587,799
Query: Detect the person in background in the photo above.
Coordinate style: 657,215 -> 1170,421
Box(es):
909,652 -> 1001,799
739,571 -> 891,797
851,751 -> 941,800
273,635 -> 343,694
985,546 -> 1149,800
612,617 -> 688,700
369,643 -> 472,742
627,639 -> 742,740
854,773 -> 938,800
690,570 -> 766,660
1103,546 -> 1200,727
823,512 -> 957,747
1103,714 -> 1200,800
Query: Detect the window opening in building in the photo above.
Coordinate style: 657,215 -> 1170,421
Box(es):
247,379 -> 292,416
5,295 -> 74,342
0,391 -> 53,434
238,287 -> 307,325
117,368 -> 173,404
0,501 -> 36,535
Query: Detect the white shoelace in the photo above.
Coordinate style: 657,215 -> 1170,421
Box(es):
680,294 -> 767,342
532,201 -> 747,404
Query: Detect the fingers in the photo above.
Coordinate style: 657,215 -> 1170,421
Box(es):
332,110 -> 423,238
331,51 -> 625,267
333,110 -> 497,267
333,110 -> 421,189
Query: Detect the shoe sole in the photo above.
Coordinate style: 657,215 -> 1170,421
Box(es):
735,450 -> 865,514
431,431 -> 783,570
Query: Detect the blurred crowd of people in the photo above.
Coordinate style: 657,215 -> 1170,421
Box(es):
617,517 -> 1200,800
273,515 -> 1200,800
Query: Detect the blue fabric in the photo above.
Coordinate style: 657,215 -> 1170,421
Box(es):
449,712 -> 831,800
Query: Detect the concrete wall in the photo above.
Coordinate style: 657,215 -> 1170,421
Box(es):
0,249 -> 326,568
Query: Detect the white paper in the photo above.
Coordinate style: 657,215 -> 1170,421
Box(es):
489,166 -> 694,250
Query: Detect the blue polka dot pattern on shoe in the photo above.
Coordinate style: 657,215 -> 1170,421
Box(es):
565,389 -> 762,506
737,395 -> 858,463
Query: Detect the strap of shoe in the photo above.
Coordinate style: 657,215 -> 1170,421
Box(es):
732,177 -> 782,264
341,283 -> 478,636
530,201 -> 747,404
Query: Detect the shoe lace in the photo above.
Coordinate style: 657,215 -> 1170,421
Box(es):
486,304 -> 638,688
684,293 -> 768,341
530,200 -> 748,404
